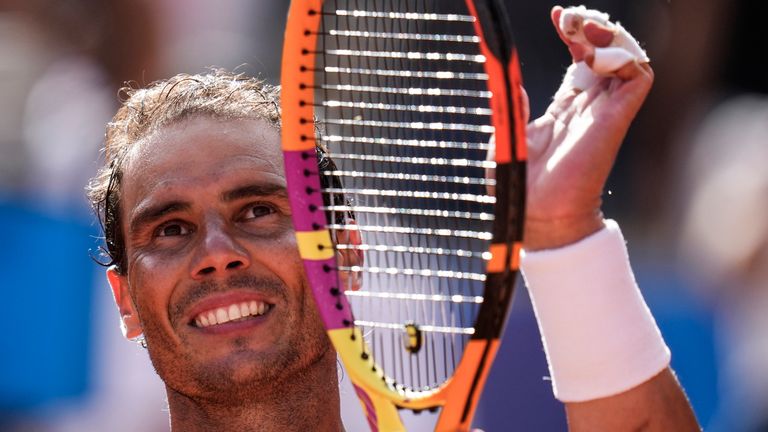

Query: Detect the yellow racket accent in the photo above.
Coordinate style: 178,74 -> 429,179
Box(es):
295,230 -> 335,260
329,328 -> 406,431
330,329 -> 501,431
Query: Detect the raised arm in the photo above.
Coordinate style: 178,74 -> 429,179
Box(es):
521,6 -> 699,431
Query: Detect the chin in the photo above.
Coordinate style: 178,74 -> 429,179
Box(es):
159,343 -> 321,402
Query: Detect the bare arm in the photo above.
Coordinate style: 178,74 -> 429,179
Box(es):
522,6 -> 700,430
565,369 -> 699,431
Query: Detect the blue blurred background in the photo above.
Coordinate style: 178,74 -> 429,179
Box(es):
1,0 -> 765,430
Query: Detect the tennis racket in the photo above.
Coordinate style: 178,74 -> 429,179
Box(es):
280,1 -> 526,430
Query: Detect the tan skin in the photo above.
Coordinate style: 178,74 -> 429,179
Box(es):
105,6 -> 699,431
108,118 -> 343,432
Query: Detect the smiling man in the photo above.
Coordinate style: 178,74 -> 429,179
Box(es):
88,82 -> 342,431
86,6 -> 700,431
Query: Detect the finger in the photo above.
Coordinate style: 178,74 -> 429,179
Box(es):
583,20 -> 614,48
583,63 -> 652,144
614,59 -> 651,82
556,78 -> 608,120
550,6 -> 568,45
590,47 -> 637,74
551,6 -> 586,62
608,62 -> 653,115
554,78 -> 608,127
553,62 -> 599,104
535,84 -> 592,159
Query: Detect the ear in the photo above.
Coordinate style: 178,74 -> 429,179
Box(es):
106,266 -> 143,340
334,220 -> 364,292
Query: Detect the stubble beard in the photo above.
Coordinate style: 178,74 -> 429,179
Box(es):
137,276 -> 334,406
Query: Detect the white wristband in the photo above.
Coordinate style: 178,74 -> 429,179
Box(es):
520,220 -> 670,402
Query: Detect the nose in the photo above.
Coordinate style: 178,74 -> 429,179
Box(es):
190,220 -> 250,279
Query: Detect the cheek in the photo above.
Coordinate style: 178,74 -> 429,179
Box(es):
132,249 -> 185,285
253,231 -> 305,283
127,253 -> 184,322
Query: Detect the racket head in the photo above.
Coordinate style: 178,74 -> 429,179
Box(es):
281,0 -> 526,430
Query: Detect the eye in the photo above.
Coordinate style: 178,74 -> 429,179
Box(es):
156,222 -> 191,237
243,203 -> 276,220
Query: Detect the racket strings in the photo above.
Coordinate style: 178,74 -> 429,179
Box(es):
316,100 -> 492,115
316,0 -> 492,392
312,83 -> 492,98
316,66 -> 489,81
326,206 -> 494,221
319,29 -> 480,44
320,134 -> 494,150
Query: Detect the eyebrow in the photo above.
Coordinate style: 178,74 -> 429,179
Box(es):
222,183 -> 287,202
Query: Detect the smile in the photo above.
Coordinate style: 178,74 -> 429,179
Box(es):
193,301 -> 272,328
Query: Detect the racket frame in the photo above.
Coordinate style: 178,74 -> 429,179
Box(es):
280,0 -> 527,430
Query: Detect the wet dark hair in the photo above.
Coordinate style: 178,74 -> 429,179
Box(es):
87,69 -> 342,274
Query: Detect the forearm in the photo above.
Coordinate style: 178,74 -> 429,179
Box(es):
522,6 -> 700,429
521,221 -> 700,430
565,368 -> 699,431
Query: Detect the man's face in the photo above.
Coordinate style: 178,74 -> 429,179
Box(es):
112,116 -> 331,401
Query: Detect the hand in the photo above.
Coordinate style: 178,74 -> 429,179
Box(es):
523,6 -> 654,251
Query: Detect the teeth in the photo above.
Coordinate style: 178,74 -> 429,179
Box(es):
194,300 -> 270,328
228,304 -> 241,320
216,308 -> 228,324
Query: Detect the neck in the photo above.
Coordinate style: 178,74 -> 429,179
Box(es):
165,349 -> 343,432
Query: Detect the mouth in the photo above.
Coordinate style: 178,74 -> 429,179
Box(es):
191,300 -> 273,329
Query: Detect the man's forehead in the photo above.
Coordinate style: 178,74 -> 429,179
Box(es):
120,116 -> 285,206
123,117 -> 280,175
